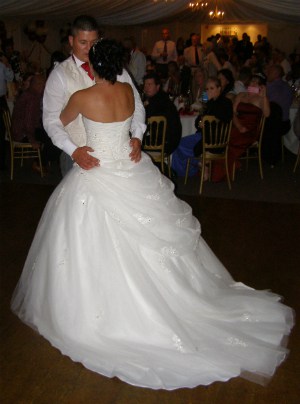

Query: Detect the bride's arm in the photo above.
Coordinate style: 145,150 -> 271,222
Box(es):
60,91 -> 100,170
118,69 -> 146,142
60,92 -> 81,127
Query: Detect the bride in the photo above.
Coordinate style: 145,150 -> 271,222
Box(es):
11,39 -> 294,390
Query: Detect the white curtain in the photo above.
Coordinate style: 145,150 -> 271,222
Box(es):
0,0 -> 299,24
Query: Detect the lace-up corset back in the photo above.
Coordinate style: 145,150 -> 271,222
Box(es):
83,116 -> 132,161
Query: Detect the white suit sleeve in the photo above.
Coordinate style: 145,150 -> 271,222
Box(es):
118,69 -> 146,142
43,67 -> 78,157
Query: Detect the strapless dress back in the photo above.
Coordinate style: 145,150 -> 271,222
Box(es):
84,116 -> 132,162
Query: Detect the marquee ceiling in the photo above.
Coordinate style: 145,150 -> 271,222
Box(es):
0,0 -> 299,25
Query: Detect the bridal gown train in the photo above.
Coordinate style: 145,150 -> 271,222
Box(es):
11,116 -> 294,390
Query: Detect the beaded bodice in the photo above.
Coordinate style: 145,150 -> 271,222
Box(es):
83,116 -> 132,162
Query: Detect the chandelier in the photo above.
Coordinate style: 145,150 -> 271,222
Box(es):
209,1 -> 225,19
188,2 -> 208,11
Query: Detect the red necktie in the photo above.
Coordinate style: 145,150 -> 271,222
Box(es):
81,62 -> 94,80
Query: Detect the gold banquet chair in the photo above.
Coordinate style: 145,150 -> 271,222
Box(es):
2,109 -> 43,180
232,115 -> 266,181
184,115 -> 232,194
143,116 -> 171,176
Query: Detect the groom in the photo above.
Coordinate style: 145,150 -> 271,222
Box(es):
43,15 -> 146,175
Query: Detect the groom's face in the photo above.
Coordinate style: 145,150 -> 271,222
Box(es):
69,30 -> 98,63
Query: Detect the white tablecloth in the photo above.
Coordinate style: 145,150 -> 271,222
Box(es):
284,103 -> 299,155
180,114 -> 197,138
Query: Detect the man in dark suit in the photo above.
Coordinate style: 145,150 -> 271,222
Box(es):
143,72 -> 182,156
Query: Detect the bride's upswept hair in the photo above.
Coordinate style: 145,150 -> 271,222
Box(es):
89,39 -> 125,84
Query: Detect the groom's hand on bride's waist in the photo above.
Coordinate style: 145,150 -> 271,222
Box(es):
129,138 -> 142,163
72,146 -> 100,170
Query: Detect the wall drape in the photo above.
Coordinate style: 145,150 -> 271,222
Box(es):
0,0 -> 299,24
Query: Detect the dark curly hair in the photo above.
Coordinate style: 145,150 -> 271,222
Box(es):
89,39 -> 125,84
217,68 -> 235,96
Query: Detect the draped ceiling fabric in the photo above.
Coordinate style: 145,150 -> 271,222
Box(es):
0,0 -> 300,25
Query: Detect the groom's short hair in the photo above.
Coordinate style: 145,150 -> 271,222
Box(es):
71,15 -> 99,36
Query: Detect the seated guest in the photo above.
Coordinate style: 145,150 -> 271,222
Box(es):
145,56 -> 156,74
190,67 -> 207,106
11,74 -> 60,170
202,41 -> 222,77
217,68 -> 235,100
163,61 -> 181,100
262,64 -> 294,165
212,73 -> 270,182
244,53 -> 261,73
143,72 -> 182,156
219,52 -> 236,79
272,49 -> 291,79
266,64 -> 293,135
287,61 -> 300,88
17,72 -> 34,96
193,77 -> 233,157
172,77 -> 233,177
232,66 -> 252,96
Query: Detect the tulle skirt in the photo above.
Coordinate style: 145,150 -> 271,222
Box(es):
11,153 -> 294,389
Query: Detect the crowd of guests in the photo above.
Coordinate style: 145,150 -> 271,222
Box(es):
135,28 -> 299,181
0,25 -> 299,179
0,36 -> 65,172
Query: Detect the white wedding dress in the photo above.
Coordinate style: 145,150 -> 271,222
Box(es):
11,116 -> 294,390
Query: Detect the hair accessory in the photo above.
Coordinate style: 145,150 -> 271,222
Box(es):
92,37 -> 104,55
92,40 -> 99,54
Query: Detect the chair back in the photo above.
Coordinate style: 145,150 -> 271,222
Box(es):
184,116 -> 232,193
2,108 -> 12,141
202,115 -> 232,154
2,108 -> 14,155
257,114 -> 266,144
2,107 -> 44,179
143,116 -> 169,174
144,116 -> 167,152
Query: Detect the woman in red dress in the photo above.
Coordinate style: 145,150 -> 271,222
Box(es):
212,74 -> 270,182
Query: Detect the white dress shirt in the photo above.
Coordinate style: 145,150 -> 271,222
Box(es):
151,40 -> 177,64
183,46 -> 203,67
43,55 -> 146,157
